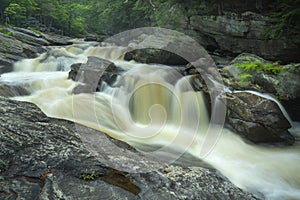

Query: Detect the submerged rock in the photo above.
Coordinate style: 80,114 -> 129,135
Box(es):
221,92 -> 294,145
0,96 -> 259,199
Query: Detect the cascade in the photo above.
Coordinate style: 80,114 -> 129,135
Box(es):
1,42 -> 300,200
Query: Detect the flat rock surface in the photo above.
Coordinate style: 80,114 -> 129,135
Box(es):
0,96 -> 259,199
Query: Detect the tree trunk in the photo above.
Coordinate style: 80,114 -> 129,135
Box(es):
217,0 -> 224,15
256,0 -> 263,13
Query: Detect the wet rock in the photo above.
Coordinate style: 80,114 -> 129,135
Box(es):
8,28 -> 50,46
0,26 -> 74,69
0,31 -> 42,67
221,92 -> 294,145
0,96 -> 259,199
84,34 -> 107,42
68,56 -> 121,93
41,33 -> 73,46
125,48 -> 188,65
0,65 -> 12,74
0,32 -> 24,56
0,53 -> 23,71
11,27 -> 43,38
0,83 -> 29,97
68,63 -> 81,81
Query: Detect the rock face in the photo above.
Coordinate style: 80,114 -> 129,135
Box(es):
221,92 -> 294,145
190,12 -> 299,63
0,96 -> 259,199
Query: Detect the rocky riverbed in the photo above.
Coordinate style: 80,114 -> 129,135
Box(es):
0,25 -> 299,199
0,96 -> 259,200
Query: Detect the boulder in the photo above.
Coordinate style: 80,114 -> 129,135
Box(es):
221,53 -> 269,89
0,96 -> 258,199
68,56 -> 120,93
84,34 -> 107,42
221,53 -> 300,121
221,92 -> 294,145
124,48 -> 188,65
121,31 -> 206,65
258,64 -> 300,121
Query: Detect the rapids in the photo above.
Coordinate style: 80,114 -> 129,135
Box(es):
1,42 -> 299,200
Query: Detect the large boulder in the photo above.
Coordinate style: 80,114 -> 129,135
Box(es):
68,56 -> 120,93
121,31 -> 207,65
0,96 -> 258,199
254,64 -> 300,121
222,53 -> 300,121
124,48 -> 188,65
221,92 -> 294,145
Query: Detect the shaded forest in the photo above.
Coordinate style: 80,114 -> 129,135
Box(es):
0,0 -> 299,39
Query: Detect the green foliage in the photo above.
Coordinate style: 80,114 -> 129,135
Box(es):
235,61 -> 284,75
235,61 -> 284,85
80,169 -> 99,181
27,26 -> 41,34
0,0 -> 215,35
4,3 -> 26,25
1,0 -> 297,39
0,27 -> 13,36
261,0 -> 300,43
0,40 -> 11,49
227,109 -> 231,117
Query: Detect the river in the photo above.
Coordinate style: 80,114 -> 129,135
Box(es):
1,41 -> 300,200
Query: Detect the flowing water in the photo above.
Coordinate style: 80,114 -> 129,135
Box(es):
1,42 -> 300,200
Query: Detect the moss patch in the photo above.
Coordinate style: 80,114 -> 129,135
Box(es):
234,61 -> 284,84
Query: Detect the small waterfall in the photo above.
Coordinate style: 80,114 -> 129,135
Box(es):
1,42 -> 300,200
